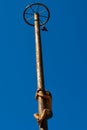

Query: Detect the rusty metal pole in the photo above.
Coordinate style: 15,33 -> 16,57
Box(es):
23,3 -> 50,130
34,13 -> 48,130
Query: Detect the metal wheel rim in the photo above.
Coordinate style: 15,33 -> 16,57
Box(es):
23,3 -> 50,26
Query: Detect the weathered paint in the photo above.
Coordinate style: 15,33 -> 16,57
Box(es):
34,13 -> 48,130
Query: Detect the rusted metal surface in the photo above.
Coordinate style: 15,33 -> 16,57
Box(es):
34,13 -> 48,130
34,13 -> 44,91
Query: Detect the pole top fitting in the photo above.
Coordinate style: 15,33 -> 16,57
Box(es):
23,2 -> 50,26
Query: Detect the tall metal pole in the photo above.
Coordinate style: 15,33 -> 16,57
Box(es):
34,13 -> 45,91
23,3 -> 51,130
34,13 -> 48,130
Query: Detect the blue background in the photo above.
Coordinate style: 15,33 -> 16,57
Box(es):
0,0 -> 87,130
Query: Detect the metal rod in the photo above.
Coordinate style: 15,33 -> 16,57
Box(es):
34,13 -> 48,130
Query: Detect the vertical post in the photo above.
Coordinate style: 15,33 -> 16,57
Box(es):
34,13 -> 48,130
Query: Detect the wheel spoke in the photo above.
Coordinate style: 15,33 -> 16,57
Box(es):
39,19 -> 43,24
39,15 -> 48,18
25,13 -> 34,15
30,7 -> 35,13
37,5 -> 40,12
39,9 -> 46,14
27,16 -> 34,20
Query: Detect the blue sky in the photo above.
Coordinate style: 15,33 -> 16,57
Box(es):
0,0 -> 87,130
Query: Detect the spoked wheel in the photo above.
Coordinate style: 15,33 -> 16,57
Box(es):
23,3 -> 50,26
